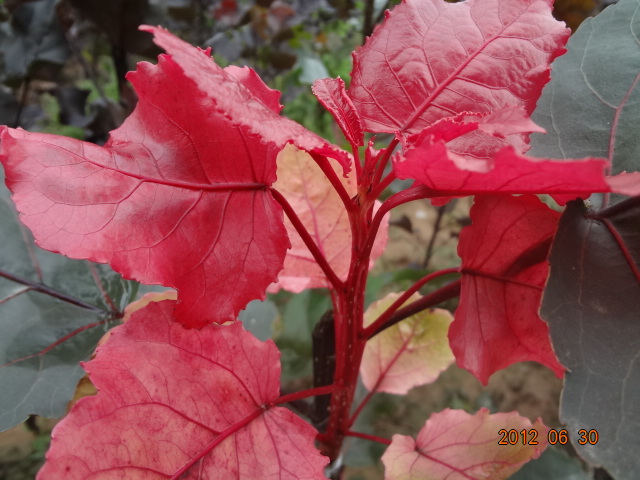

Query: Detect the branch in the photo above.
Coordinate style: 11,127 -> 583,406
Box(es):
0,269 -> 109,314
345,430 -> 391,445
423,203 -> 449,269
372,137 -> 398,189
360,185 -> 436,264
366,280 -> 462,338
269,188 -> 345,290
362,268 -> 460,339
275,384 -> 339,405
309,152 -> 355,211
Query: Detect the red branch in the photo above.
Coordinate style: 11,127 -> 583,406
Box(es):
345,430 -> 391,446
269,187 -> 345,290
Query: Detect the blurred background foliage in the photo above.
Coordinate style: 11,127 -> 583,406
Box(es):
0,0 -> 618,478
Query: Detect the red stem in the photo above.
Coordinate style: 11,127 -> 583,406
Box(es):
370,170 -> 397,200
345,430 -> 391,445
362,267 -> 460,339
352,143 -> 363,183
269,188 -> 344,290
369,280 -> 461,338
372,137 -> 398,188
310,152 -> 356,211
360,185 -> 436,265
274,384 -> 338,405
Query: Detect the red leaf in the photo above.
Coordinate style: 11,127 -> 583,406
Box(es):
397,106 -> 545,175
348,0 -> 569,136
394,136 -> 611,203
225,65 -> 284,114
144,26 -> 351,172
0,53 -> 290,328
451,195 -> 564,384
38,298 -> 328,479
382,408 -> 549,480
312,78 -> 364,147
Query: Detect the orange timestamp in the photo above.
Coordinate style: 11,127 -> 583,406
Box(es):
498,428 -> 599,446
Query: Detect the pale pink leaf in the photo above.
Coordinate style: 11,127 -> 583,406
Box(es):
361,292 -> 454,395
382,408 -> 549,480
606,171 -> 640,197
270,145 -> 388,292
38,298 -> 328,479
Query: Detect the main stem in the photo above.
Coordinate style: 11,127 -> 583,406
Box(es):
317,191 -> 372,463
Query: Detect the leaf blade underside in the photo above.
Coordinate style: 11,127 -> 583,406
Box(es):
348,0 -> 569,136
38,299 -> 328,479
361,292 -> 454,395
451,195 -> 564,384
1,49 -> 290,327
382,408 -> 549,480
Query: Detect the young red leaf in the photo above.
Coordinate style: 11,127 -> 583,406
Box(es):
270,145 -> 387,292
382,408 -> 549,480
451,195 -> 564,384
0,54 -> 290,328
144,26 -> 351,172
361,292 -> 454,395
312,77 -> 364,147
394,138 -> 611,203
397,106 -> 545,176
38,298 -> 328,479
348,0 -> 569,136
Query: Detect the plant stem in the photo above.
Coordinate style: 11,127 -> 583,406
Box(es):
372,138 -> 398,188
368,280 -> 462,338
345,430 -> 391,445
360,185 -> 436,264
370,170 -> 397,200
270,188 -> 344,290
362,268 -> 460,339
274,385 -> 338,405
309,152 -> 355,211
423,203 -> 449,269
0,269 -> 108,313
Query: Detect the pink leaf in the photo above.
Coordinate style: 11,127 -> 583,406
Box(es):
38,298 -> 328,479
451,195 -> 564,384
312,78 -> 364,147
382,408 -> 549,480
361,292 -> 454,395
144,26 -> 351,172
607,171 -> 640,197
348,0 -> 569,136
270,145 -> 388,292
0,53 -> 290,328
